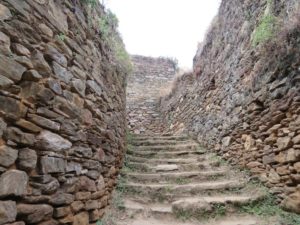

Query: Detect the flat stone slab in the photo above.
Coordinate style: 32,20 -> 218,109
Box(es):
155,164 -> 179,172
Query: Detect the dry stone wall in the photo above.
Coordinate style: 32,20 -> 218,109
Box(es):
127,55 -> 176,134
160,0 -> 300,213
0,0 -> 127,224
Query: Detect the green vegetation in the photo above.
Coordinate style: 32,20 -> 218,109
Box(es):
97,10 -> 132,73
80,0 -> 97,7
212,204 -> 227,217
240,193 -> 300,225
57,33 -> 66,41
174,209 -> 193,221
174,177 -> 190,185
252,0 -> 278,46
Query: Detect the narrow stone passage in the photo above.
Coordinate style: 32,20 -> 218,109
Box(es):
104,134 -> 293,225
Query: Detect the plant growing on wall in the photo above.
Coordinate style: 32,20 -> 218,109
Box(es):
252,0 -> 278,46
98,10 -> 132,73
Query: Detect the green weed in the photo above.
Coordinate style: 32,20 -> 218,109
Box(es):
57,33 -> 66,41
240,193 -> 300,225
175,177 -> 190,185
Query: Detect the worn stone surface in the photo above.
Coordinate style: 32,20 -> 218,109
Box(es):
0,201 -> 17,225
40,156 -> 65,174
17,204 -> 53,224
0,145 -> 18,167
73,212 -> 89,225
17,148 -> 37,171
0,0 -> 127,223
36,131 -> 71,152
0,170 -> 28,197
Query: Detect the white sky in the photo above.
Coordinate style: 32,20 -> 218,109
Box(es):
106,0 -> 221,68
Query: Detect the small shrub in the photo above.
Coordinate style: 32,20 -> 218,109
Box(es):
97,10 -> 132,73
252,14 -> 277,46
80,0 -> 97,7
57,33 -> 66,41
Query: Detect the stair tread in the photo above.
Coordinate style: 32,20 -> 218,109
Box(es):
125,179 -> 245,189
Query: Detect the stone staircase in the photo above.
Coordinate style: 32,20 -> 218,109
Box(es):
111,134 -> 282,225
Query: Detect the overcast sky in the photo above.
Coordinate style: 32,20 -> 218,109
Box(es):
106,0 -> 221,68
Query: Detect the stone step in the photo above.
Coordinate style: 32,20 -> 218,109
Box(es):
130,143 -> 199,151
126,149 -> 204,159
123,170 -> 228,183
133,135 -> 189,141
123,180 -> 246,198
125,161 -> 224,172
131,139 -> 195,146
125,154 -> 206,164
172,194 -> 265,214
120,197 -> 263,224
116,215 -> 261,225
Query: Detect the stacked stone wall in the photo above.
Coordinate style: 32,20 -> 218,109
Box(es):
160,0 -> 300,213
127,55 -> 176,134
0,0 -> 127,224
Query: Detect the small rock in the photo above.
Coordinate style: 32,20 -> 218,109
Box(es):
155,164 -> 178,172
0,170 -> 28,197
268,169 -> 280,184
28,114 -> 60,131
4,127 -> 35,146
52,61 -> 73,83
0,201 -> 17,225
292,134 -> 300,144
71,201 -> 84,213
85,200 -> 98,210
47,79 -> 62,95
53,206 -> 71,218
17,204 -> 53,224
30,176 -> 60,195
73,212 -> 89,225
282,190 -> 300,214
37,219 -> 59,225
78,176 -> 96,192
0,4 -> 12,21
0,97 -> 27,120
66,160 -> 82,173
70,146 -> 93,158
71,79 -> 86,97
0,55 -> 26,82
44,44 -> 67,67
31,50 -> 51,77
0,145 -> 18,167
15,119 -> 42,133
86,80 -> 102,96
75,192 -> 91,201
222,136 -> 231,148
38,24 -> 53,38
96,175 -> 105,191
0,31 -> 11,55
18,148 -> 37,171
12,43 -> 31,56
89,209 -> 101,222
49,192 -> 74,206
22,70 -> 42,81
36,130 -> 72,152
0,75 -> 13,88
294,162 -> 300,173
276,137 -> 292,151
0,118 -> 7,138
40,156 -> 65,174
